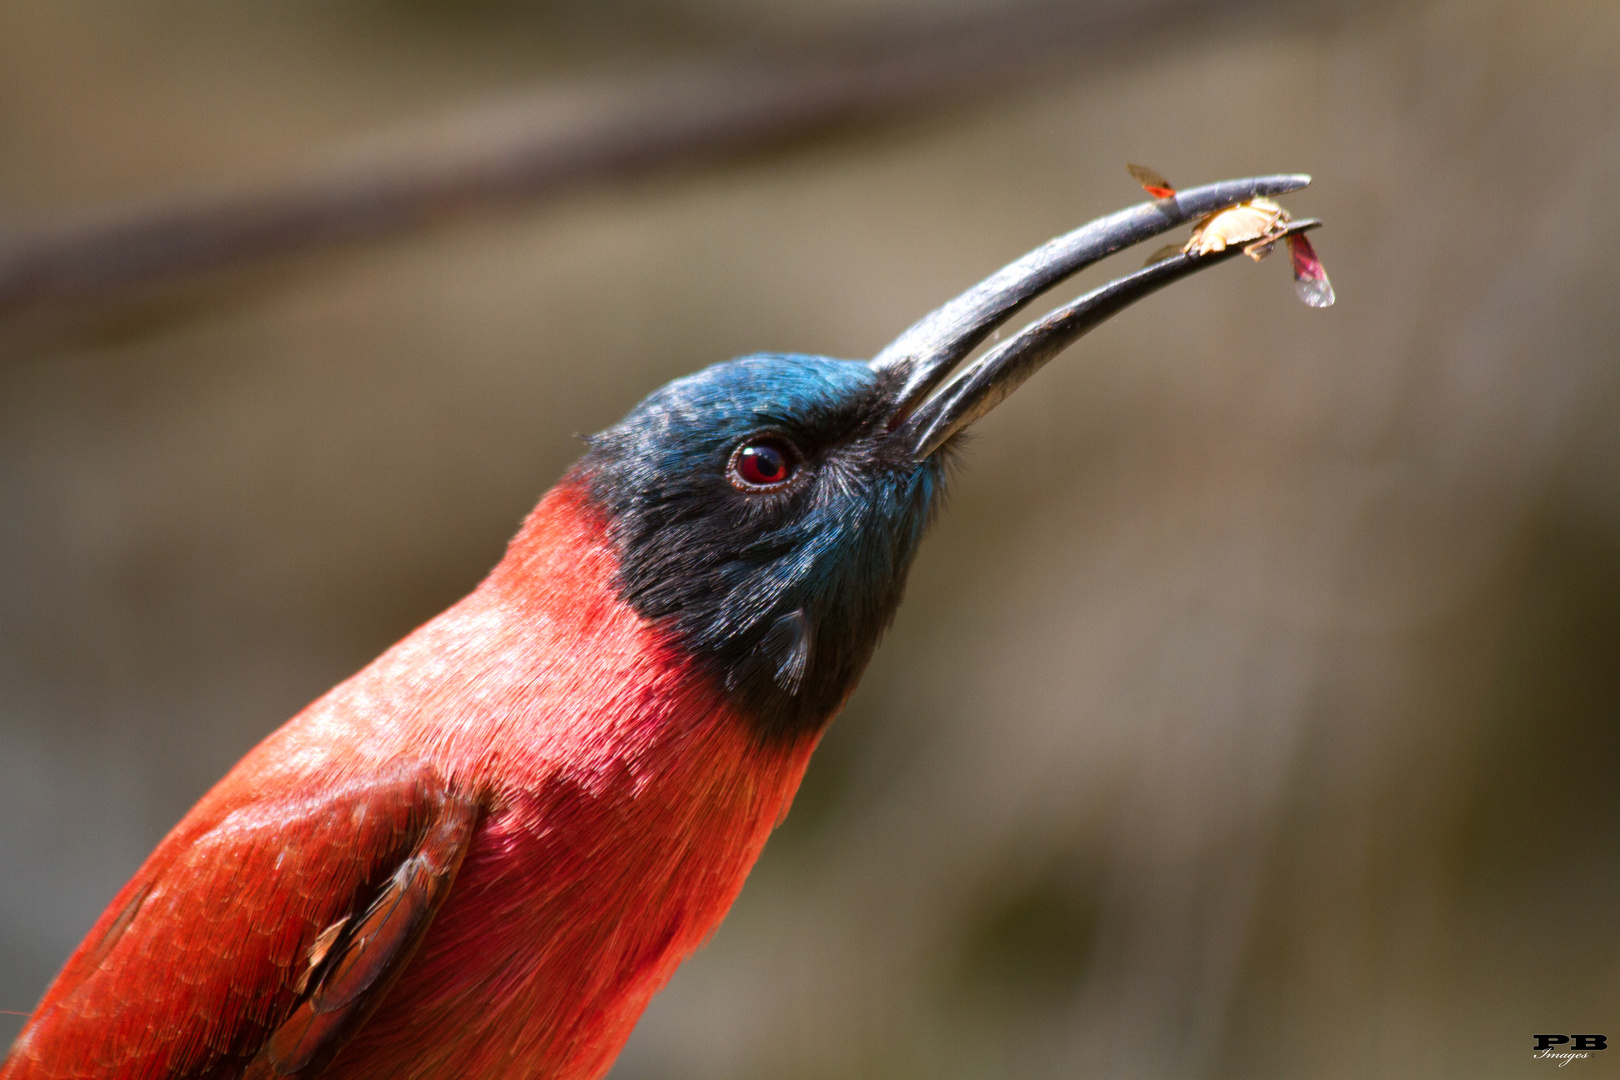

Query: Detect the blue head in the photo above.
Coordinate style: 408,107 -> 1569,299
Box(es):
581,354 -> 947,739
571,175 -> 1309,739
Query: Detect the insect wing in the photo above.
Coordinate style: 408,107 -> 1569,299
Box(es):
1286,233 -> 1335,308
1126,163 -> 1177,199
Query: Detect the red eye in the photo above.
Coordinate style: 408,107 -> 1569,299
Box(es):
729,438 -> 799,490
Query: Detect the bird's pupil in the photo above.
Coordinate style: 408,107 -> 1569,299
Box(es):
746,446 -> 782,479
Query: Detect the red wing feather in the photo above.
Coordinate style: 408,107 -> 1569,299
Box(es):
250,797 -> 478,1077
4,765 -> 479,1080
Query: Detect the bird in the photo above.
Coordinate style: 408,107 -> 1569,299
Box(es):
2,174 -> 1314,1080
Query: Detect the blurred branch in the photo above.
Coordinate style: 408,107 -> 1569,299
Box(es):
0,0 -> 1269,312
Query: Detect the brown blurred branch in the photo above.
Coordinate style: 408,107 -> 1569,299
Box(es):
0,0 -> 1269,312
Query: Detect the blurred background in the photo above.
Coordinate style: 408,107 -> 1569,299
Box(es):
4,1 -> 1620,1077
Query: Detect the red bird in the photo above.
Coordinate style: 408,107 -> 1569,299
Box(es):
3,173 -> 1314,1079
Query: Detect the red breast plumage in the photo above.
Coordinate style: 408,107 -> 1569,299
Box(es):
9,484 -> 817,1080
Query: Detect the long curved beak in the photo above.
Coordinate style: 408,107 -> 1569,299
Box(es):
871,173 -> 1315,459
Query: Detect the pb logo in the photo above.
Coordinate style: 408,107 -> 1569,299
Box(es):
1534,1035 -> 1608,1051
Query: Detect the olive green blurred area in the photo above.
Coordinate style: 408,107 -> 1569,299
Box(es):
4,1 -> 1620,1077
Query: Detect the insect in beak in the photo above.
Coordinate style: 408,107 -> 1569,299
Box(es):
1131,163 -> 1335,308
871,170 -> 1329,460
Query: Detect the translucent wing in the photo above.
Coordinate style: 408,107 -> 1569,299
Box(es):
1126,163 -> 1177,199
1286,232 -> 1335,308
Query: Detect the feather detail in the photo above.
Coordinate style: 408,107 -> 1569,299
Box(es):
764,609 -> 813,695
